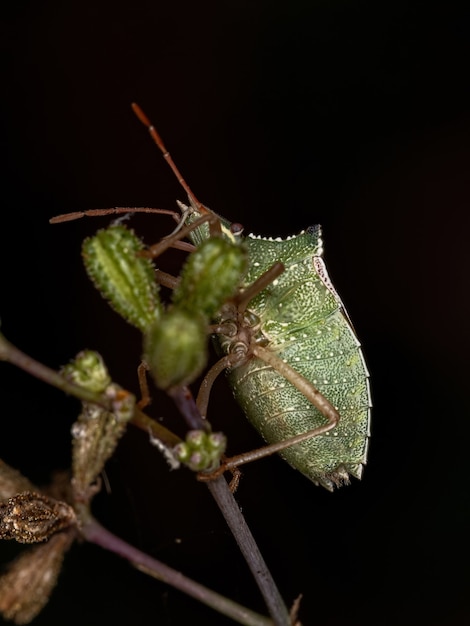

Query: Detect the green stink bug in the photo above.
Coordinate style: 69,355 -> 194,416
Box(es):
168,201 -> 371,490
53,105 -> 371,491
132,104 -> 371,491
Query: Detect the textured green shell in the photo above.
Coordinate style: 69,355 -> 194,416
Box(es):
227,226 -> 371,490
181,202 -> 371,490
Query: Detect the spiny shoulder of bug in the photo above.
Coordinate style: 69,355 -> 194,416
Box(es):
177,196 -> 325,270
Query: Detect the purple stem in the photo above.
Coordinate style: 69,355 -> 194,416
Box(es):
169,385 -> 209,431
207,477 -> 291,626
81,516 -> 273,626
169,383 -> 291,626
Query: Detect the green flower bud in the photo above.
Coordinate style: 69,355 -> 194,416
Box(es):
82,224 -> 162,332
61,350 -> 111,393
173,238 -> 247,318
173,430 -> 227,472
144,309 -> 207,390
173,442 -> 191,464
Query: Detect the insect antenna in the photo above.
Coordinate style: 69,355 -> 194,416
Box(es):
49,207 -> 181,225
131,103 -> 222,238
50,105 -> 213,230
131,103 -> 209,217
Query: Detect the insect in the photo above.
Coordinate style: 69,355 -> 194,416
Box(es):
54,104 -> 371,491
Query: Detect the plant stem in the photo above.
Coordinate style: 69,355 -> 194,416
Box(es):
207,477 -> 291,626
0,332 -> 109,407
169,386 -> 291,626
81,515 -> 273,626
0,331 -> 184,450
0,332 -> 292,625
131,406 -> 182,448
168,385 -> 209,431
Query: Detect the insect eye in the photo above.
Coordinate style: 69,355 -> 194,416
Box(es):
230,222 -> 244,237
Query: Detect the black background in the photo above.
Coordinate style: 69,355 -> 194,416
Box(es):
1,2 -> 470,625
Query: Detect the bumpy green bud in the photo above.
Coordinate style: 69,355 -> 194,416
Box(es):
144,309 -> 207,390
61,350 -> 111,393
82,224 -> 162,333
173,430 -> 227,472
173,237 -> 247,318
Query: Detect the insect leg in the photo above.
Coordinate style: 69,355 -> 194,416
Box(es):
141,213 -> 227,292
198,417 -> 338,481
194,355 -> 244,491
233,262 -> 285,315
142,213 -> 220,259
253,345 -> 340,428
198,346 -> 339,481
196,355 -> 238,418
136,361 -> 151,410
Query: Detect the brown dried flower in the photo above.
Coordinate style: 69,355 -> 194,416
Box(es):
0,463 -> 78,623
0,530 -> 74,624
0,492 -> 76,544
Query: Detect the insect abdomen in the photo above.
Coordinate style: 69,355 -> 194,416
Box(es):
228,314 -> 369,490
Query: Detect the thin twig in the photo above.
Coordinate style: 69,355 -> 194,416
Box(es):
169,386 -> 291,626
131,407 -> 182,448
207,477 -> 291,626
0,333 -> 109,406
0,331 -> 186,450
168,385 -> 209,431
81,515 -> 273,626
0,332 -> 291,625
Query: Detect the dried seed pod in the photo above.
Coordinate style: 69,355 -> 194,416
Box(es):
0,492 -> 76,544
71,389 -> 131,501
0,530 -> 73,624
63,351 -> 135,501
